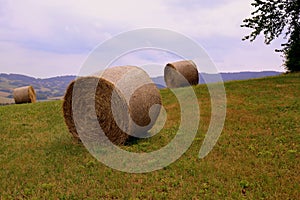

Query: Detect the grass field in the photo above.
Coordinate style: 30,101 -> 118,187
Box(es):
0,73 -> 299,199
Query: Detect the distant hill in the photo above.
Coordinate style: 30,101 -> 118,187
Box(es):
152,71 -> 282,87
0,71 -> 282,101
0,73 -> 76,101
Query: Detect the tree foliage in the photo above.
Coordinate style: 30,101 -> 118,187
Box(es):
241,0 -> 300,72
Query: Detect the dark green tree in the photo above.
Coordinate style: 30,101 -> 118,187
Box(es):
241,0 -> 300,72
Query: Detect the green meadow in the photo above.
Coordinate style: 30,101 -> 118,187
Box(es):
0,73 -> 299,199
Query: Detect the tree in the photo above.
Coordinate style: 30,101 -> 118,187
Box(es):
241,0 -> 300,72
284,26 -> 300,72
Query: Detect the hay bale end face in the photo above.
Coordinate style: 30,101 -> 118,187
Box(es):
13,86 -> 36,104
63,66 -> 162,145
164,60 -> 199,88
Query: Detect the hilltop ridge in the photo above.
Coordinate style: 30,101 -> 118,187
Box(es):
0,71 -> 282,101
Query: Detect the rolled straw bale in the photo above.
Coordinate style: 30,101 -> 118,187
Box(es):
13,86 -> 36,104
164,60 -> 199,88
63,66 -> 162,145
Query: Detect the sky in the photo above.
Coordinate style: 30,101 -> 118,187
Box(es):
0,0 -> 286,78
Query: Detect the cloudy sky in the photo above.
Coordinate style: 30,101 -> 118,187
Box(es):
0,0 -> 285,78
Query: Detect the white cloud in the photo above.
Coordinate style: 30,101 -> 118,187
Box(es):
0,0 -> 253,44
0,0 -> 285,77
218,37 -> 285,72
108,49 -> 182,77
0,41 -> 86,78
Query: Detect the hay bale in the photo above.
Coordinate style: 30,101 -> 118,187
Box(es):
13,86 -> 36,104
164,60 -> 199,88
63,66 -> 162,145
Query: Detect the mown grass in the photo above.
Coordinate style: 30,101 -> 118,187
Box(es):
0,73 -> 299,199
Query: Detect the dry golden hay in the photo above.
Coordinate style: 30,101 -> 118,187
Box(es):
164,60 -> 199,88
13,86 -> 36,104
63,66 -> 162,145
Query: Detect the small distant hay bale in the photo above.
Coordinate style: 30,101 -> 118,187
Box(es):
63,66 -> 162,145
13,86 -> 36,104
164,60 -> 199,88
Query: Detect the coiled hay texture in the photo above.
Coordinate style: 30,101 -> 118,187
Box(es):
164,60 -> 199,88
13,86 -> 36,104
63,66 -> 162,145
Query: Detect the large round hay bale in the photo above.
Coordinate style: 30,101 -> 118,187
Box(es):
63,66 -> 162,145
164,60 -> 199,88
13,86 -> 36,104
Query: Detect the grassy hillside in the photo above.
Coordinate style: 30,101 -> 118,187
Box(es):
0,73 -> 299,199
